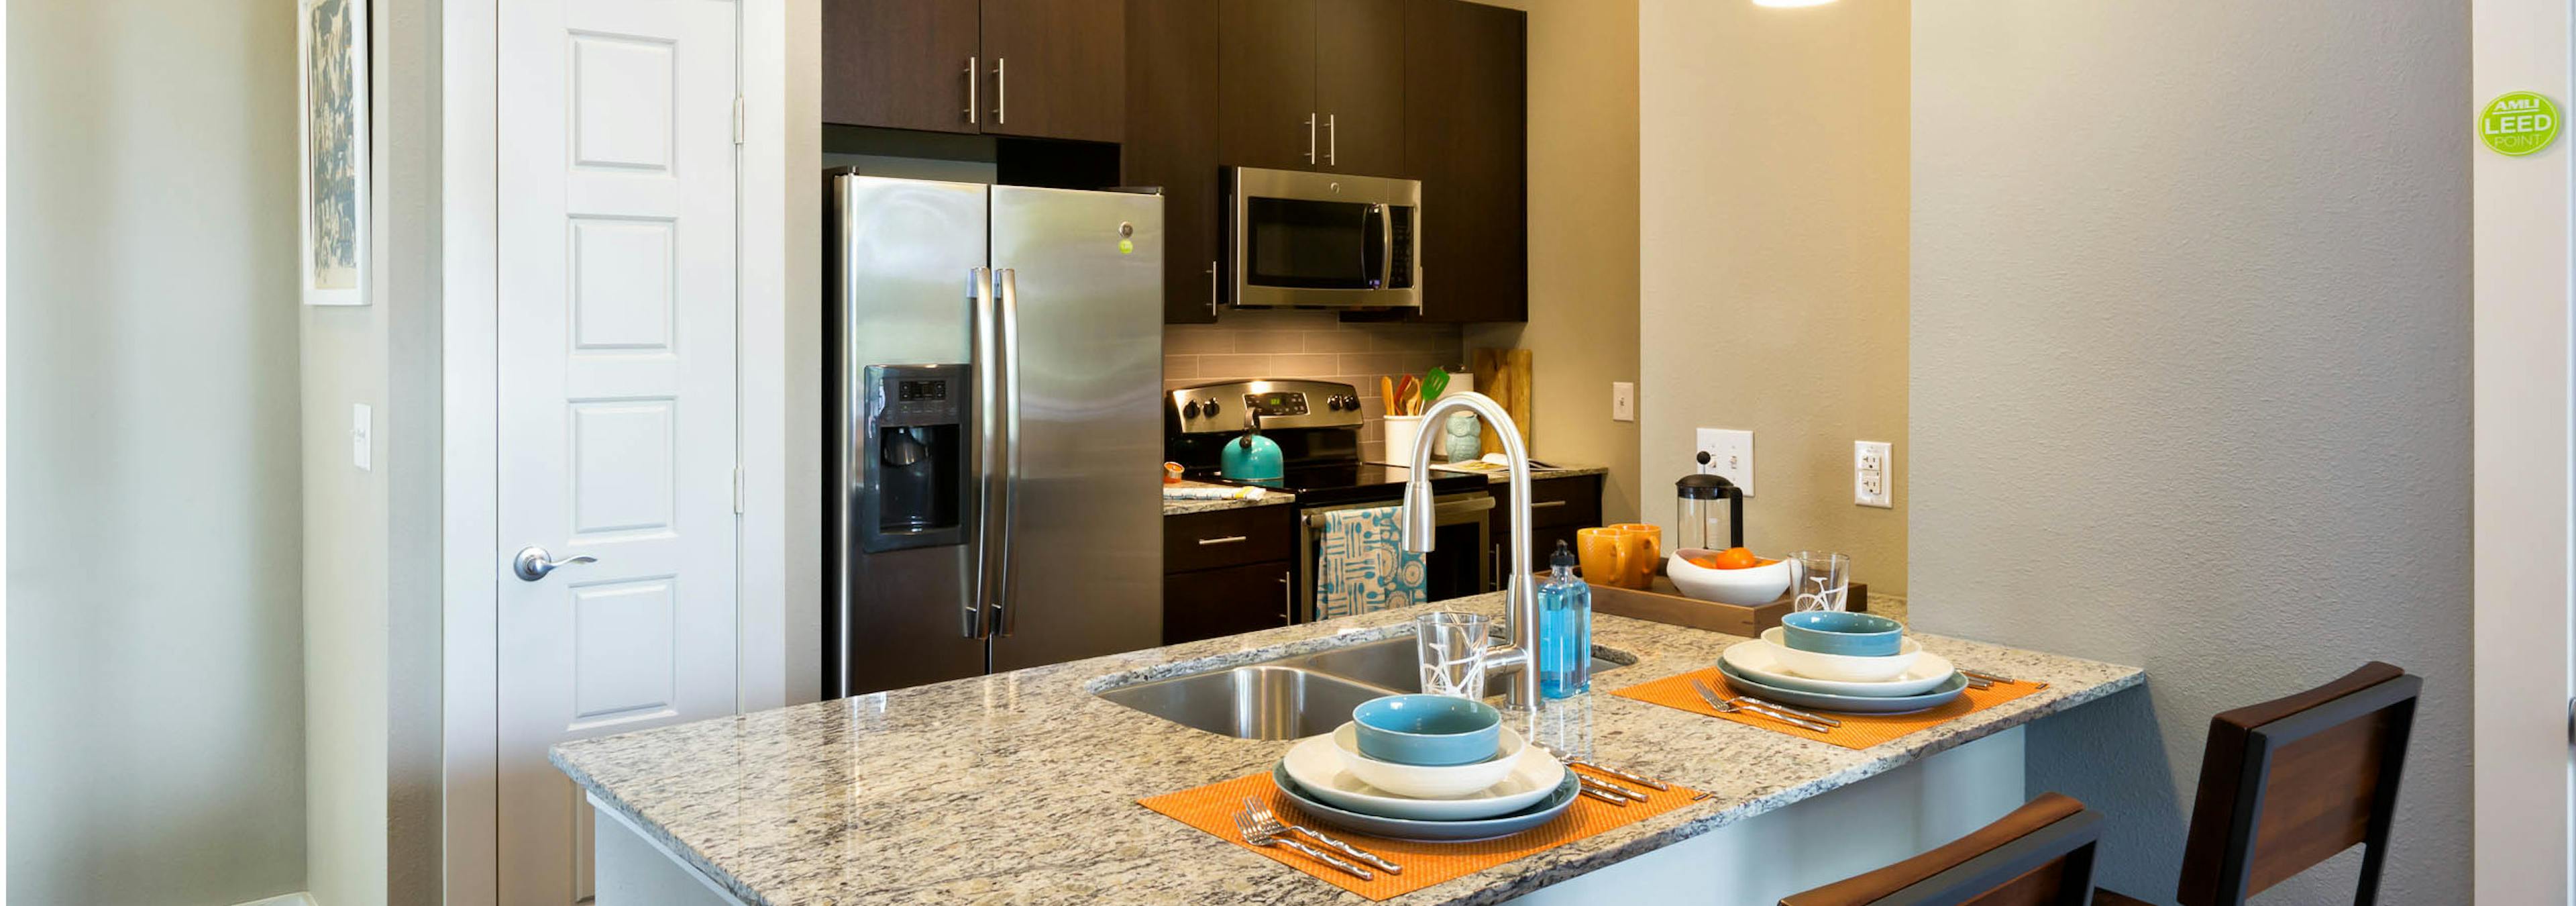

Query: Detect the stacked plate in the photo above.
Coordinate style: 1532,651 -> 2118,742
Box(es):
1273,723 -> 1580,842
1717,623 -> 1970,715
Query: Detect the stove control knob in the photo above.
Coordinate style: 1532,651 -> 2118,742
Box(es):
1203,398 -> 1222,417
1336,394 -> 1358,411
1183,399 -> 1201,419
1324,395 -> 1342,411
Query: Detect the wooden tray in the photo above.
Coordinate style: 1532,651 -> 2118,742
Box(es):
1538,573 -> 1869,638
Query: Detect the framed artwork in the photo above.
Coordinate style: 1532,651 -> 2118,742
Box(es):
299,0 -> 368,306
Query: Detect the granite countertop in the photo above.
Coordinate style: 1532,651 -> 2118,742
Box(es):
554,594 -> 2141,906
1161,479 -> 1296,515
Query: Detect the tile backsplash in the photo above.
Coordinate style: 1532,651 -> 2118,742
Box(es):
1165,309 -> 1465,462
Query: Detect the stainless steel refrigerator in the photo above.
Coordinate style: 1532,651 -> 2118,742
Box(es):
826,172 -> 1165,698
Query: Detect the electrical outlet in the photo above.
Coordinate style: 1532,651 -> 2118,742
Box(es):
1695,428 -> 1754,496
1611,382 -> 1635,422
1854,440 -> 1891,508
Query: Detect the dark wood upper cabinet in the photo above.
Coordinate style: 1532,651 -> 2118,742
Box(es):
1125,0 -> 1222,323
1216,0 -> 1319,172
1403,0 -> 1525,322
822,0 -> 983,134
1313,0 -> 1405,174
822,0 -> 1123,144
979,0 -> 1125,143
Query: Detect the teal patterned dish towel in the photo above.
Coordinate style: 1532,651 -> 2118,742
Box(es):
1315,506 -> 1426,621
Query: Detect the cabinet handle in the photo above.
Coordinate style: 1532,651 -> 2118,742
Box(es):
1529,500 -> 1568,509
1279,571 -> 1294,623
1326,113 -> 1337,166
1304,113 -> 1317,164
1197,535 -> 1248,546
993,57 -> 1007,125
964,56 -> 977,124
1208,262 -> 1219,316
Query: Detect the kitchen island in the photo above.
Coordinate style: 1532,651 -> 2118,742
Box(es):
556,593 -> 2140,905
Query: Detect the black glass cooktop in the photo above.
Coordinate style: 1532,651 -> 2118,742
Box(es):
1203,462 -> 1485,507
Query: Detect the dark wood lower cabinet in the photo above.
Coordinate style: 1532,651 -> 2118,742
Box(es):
1164,560 -> 1297,644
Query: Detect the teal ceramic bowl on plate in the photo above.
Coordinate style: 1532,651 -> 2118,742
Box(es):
1779,611 -> 1906,657
1352,695 -> 1501,766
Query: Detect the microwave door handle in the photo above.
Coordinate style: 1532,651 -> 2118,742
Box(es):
967,267 -> 1000,638
992,268 -> 1023,638
1377,204 -> 1394,289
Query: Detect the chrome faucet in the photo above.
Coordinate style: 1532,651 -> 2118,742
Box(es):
1397,391 -> 1541,711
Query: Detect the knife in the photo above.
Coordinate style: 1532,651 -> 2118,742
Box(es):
1692,678 -> 1831,733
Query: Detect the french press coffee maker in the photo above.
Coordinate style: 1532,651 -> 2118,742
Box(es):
1674,472 -> 1743,552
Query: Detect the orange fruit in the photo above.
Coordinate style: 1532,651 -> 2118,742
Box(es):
1713,547 -> 1758,570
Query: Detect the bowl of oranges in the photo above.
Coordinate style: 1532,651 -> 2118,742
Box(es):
1667,547 -> 1793,605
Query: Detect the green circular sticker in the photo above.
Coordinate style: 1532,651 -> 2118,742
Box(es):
2483,91 -> 2559,156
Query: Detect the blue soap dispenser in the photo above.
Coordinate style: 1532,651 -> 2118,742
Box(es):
1539,540 -> 1593,698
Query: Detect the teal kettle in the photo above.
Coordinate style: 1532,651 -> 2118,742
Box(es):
1220,413 -> 1284,487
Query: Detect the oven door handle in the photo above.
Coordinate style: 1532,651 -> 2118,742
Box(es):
1303,494 -> 1493,530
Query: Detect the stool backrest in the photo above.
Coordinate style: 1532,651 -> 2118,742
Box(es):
2176,662 -> 2420,906
1780,792 -> 2104,906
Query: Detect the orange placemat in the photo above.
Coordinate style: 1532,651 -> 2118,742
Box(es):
1138,766 -> 1701,901
1610,667 -> 2043,750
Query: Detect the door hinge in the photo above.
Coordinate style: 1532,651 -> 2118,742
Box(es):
733,465 -> 745,514
733,96 -> 746,146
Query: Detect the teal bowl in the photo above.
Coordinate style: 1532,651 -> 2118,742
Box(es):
1780,611 -> 1905,657
1351,695 -> 1502,766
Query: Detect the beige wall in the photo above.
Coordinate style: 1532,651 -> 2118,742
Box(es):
1461,0 -> 1644,523
1635,0 -> 1908,592
1911,0 -> 2468,897
6,0 -> 308,902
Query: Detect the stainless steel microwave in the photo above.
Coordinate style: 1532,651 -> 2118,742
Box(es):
1226,166 -> 1421,310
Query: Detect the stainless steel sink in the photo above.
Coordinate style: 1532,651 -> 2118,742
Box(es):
1293,636 -> 1627,699
1095,666 -> 1391,740
1095,636 -> 1631,739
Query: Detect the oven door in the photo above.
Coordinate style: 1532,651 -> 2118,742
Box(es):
1297,493 -> 1494,621
1230,167 -> 1421,310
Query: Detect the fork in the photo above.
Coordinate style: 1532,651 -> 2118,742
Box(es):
1532,744 -> 1672,792
1693,678 -> 1833,732
1232,809 -> 1373,880
1240,796 -> 1401,875
1727,695 -> 1841,727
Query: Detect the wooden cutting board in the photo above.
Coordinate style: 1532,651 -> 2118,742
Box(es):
1470,347 -> 1532,455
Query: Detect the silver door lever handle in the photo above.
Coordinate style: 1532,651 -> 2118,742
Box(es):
513,546 -> 597,582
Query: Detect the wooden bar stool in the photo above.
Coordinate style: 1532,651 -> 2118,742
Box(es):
2098,662 -> 2422,906
1778,792 -> 2107,905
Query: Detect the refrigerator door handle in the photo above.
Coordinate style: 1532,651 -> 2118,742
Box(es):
992,267 -> 1024,638
967,266 -> 1001,639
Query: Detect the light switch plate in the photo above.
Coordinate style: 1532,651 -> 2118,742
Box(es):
1695,427 -> 1753,496
1854,440 -> 1891,508
352,403 -> 373,472
1611,382 -> 1635,422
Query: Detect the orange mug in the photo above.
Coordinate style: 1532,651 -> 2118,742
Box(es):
1576,524 -> 1662,589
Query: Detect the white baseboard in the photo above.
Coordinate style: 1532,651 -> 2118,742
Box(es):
230,893 -> 316,906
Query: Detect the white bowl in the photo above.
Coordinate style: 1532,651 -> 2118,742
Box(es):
1332,722 -> 1524,799
1666,550 -> 1794,605
1757,627 -> 1922,682
1281,726 -> 1563,821
1722,638 -> 1955,696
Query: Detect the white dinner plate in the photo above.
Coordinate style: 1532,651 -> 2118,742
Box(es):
1722,638 -> 1957,697
1279,727 -> 1563,821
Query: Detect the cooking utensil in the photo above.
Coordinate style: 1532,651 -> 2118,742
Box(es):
1420,367 -> 1450,407
1692,678 -> 1833,732
1242,796 -> 1402,875
1381,376 -> 1397,414
1578,774 -> 1646,802
1233,809 -> 1373,880
1531,744 -> 1670,792
1962,669 -> 2046,690
1728,695 -> 1843,727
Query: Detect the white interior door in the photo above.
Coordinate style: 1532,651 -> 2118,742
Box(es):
497,1 -> 741,903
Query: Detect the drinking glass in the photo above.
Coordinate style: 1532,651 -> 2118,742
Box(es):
1788,551 -> 1851,612
1415,611 -> 1492,699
